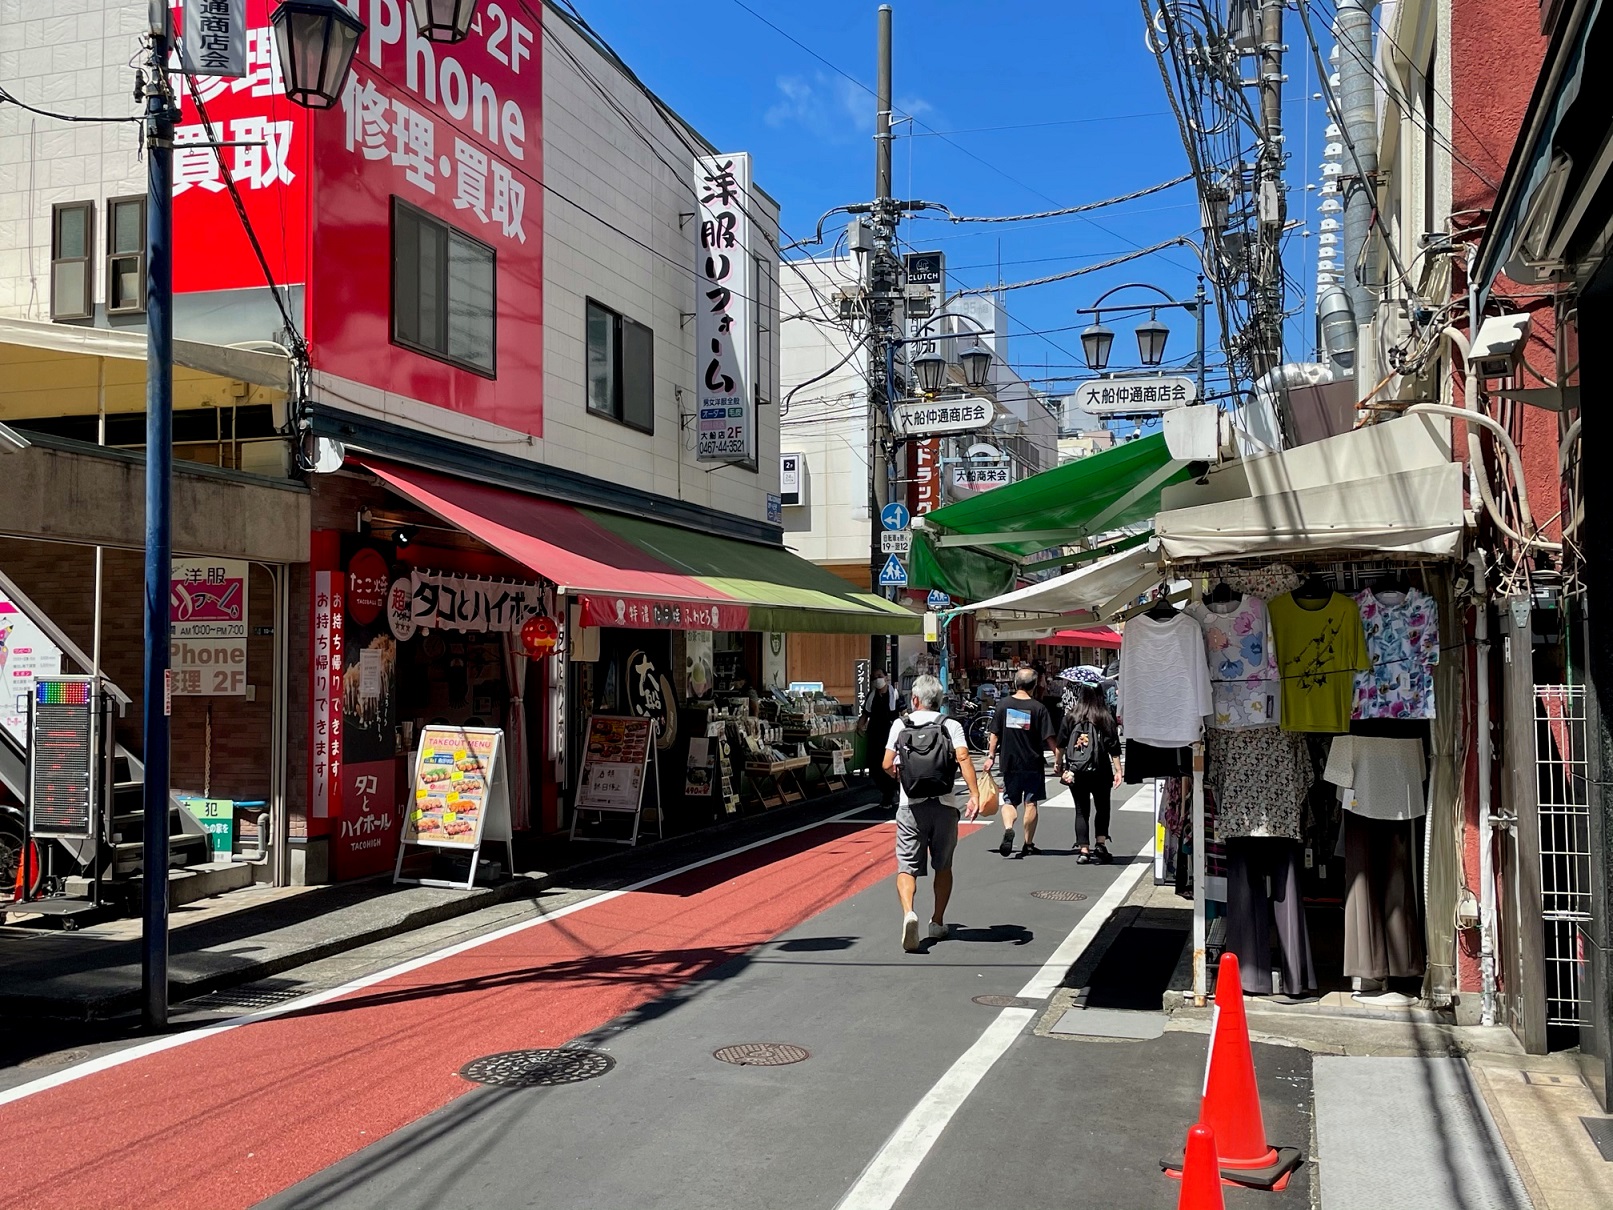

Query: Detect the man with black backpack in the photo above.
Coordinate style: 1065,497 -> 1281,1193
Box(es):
883,675 -> 983,952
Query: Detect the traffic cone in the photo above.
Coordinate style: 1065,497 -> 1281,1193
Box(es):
1177,1124 -> 1225,1210
1162,952 -> 1303,1190
11,841 -> 33,902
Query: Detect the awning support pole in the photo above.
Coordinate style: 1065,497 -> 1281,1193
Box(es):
1193,738 -> 1207,1006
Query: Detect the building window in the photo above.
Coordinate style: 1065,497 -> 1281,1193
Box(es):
105,195 -> 147,315
50,201 -> 93,320
391,198 -> 496,376
585,299 -> 654,434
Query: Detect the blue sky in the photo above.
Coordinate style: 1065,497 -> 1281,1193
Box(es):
575,0 -> 1324,399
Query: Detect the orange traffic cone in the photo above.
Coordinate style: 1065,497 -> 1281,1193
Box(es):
1177,1124 -> 1225,1210
1163,952 -> 1303,1190
11,840 -> 33,902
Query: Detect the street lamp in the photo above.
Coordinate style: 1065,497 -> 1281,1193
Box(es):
959,341 -> 992,390
914,347 -> 948,394
409,0 -> 481,43
1135,313 -> 1171,366
1081,321 -> 1115,373
270,0 -> 367,110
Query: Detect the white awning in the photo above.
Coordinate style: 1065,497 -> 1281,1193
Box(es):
0,317 -> 291,390
951,544 -> 1162,628
1155,413 -> 1467,561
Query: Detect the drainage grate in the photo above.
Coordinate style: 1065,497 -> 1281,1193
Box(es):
972,995 -> 1038,1008
459,1048 -> 615,1087
19,1049 -> 89,1069
185,986 -> 309,1014
713,1042 -> 810,1067
1032,890 -> 1088,902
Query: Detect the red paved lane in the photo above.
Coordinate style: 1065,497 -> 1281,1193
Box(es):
0,822 -> 898,1210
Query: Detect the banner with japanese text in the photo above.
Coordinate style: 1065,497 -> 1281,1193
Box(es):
310,3 -> 544,438
170,0 -> 309,293
695,152 -> 756,462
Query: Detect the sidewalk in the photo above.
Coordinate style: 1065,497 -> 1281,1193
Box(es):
0,786 -> 874,1024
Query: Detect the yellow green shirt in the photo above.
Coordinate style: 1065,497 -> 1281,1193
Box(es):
1267,592 -> 1369,733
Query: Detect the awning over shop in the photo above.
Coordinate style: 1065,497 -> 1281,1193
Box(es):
361,458 -> 920,635
947,545 -> 1164,637
1036,626 -> 1122,649
1153,414 -> 1467,561
917,433 -> 1194,557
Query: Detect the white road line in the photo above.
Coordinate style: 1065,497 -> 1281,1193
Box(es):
0,806 -> 869,1109
835,833 -> 1155,1210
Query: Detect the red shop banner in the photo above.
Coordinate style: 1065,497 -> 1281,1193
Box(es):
578,595 -> 749,632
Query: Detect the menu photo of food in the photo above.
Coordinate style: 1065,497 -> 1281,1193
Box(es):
404,726 -> 500,848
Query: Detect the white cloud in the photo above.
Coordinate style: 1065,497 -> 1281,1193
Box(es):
764,73 -> 933,141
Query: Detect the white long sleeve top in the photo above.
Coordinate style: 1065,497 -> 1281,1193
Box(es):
1118,612 -> 1213,747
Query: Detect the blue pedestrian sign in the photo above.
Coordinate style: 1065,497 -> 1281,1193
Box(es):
878,554 -> 908,587
880,502 -> 911,532
926,589 -> 951,609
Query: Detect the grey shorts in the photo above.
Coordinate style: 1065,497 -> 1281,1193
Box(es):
896,800 -> 961,877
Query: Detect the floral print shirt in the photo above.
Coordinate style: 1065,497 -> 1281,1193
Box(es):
1188,596 -> 1279,729
1352,588 -> 1440,719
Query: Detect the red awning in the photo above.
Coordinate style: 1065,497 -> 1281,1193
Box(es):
362,459 -> 738,603
1036,626 -> 1122,649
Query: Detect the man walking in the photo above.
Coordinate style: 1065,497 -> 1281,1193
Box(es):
984,667 -> 1056,856
859,666 -> 902,809
884,675 -> 981,952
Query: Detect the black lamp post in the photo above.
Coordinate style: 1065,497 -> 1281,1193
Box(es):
270,0 -> 367,110
1081,322 -> 1115,373
409,0 -> 481,43
1078,281 -> 1209,404
959,341 -> 992,390
913,348 -> 948,394
1135,314 -> 1171,366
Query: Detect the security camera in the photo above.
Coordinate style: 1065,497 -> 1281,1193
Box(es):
1470,314 -> 1531,382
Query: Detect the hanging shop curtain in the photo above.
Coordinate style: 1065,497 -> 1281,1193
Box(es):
906,531 -> 1018,601
502,633 -> 531,832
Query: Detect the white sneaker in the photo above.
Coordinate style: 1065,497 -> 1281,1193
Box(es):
926,920 -> 948,941
901,911 -> 921,952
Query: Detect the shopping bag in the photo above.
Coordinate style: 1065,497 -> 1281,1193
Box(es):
974,775 -> 1001,817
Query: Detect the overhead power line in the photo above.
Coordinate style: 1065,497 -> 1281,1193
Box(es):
954,235 -> 1195,295
943,174 -> 1193,224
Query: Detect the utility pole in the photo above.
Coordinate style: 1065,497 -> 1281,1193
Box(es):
1252,0 -> 1287,377
867,3 -> 899,676
141,6 -> 176,1030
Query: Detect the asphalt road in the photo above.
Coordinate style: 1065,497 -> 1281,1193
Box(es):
0,778 -> 1313,1210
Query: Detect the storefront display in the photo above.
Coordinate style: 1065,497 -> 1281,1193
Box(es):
572,714 -> 661,845
396,724 -> 513,889
1267,586 -> 1369,733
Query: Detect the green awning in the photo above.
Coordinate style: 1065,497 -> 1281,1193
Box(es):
907,532 -> 1019,600
583,509 -> 921,634
920,433 -> 1192,557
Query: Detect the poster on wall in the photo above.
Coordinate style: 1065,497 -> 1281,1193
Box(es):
684,736 -> 713,797
762,632 -> 786,690
685,630 -> 714,701
574,715 -> 652,812
171,557 -> 249,696
0,593 -> 64,748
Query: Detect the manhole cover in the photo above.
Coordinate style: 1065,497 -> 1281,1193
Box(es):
972,995 -> 1038,1008
459,1048 -> 615,1087
19,1049 -> 89,1069
1032,890 -> 1088,902
713,1042 -> 810,1067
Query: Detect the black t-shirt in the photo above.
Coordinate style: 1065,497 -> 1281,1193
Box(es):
990,695 -> 1054,771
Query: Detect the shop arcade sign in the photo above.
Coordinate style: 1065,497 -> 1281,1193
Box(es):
892,396 -> 993,438
1072,374 -> 1197,415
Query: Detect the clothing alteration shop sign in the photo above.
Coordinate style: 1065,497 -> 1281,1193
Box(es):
394,570 -> 550,636
695,152 -> 757,463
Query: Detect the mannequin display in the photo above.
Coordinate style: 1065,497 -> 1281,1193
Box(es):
1324,736 -> 1428,989
1117,599 -> 1211,783
1352,584 -> 1440,720
1268,583 -> 1369,733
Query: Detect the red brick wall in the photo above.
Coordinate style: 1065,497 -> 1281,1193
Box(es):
0,539 -> 278,806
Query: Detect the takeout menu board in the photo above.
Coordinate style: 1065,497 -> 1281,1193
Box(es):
575,715 -> 652,812
406,726 -> 500,848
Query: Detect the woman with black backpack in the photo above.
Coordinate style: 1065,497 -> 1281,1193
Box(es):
1054,683 -> 1124,864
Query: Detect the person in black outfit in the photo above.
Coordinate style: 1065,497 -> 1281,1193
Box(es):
984,667 -> 1056,856
1055,683 -> 1124,863
859,668 -> 903,808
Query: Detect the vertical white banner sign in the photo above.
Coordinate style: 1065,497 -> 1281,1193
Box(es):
181,0 -> 248,78
695,152 -> 756,462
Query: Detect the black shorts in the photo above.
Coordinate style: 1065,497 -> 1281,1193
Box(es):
1002,768 -> 1047,806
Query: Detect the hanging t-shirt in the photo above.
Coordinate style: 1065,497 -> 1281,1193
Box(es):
1323,735 -> 1427,820
1187,596 -> 1279,729
1352,588 -> 1440,720
1267,591 -> 1369,733
1117,612 -> 1213,747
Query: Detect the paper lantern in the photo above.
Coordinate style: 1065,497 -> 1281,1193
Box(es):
521,614 -> 558,658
